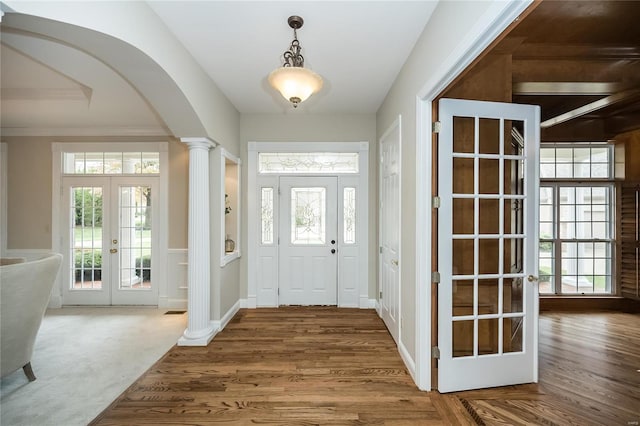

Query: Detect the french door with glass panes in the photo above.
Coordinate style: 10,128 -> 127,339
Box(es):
61,176 -> 158,305
437,98 -> 540,392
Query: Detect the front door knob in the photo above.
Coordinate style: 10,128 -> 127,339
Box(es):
110,248 -> 118,254
331,249 -> 336,254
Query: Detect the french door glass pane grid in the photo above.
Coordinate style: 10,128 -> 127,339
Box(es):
119,186 -> 151,290
451,116 -> 526,358
72,186 -> 103,290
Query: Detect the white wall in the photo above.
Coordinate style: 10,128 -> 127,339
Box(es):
376,0 -> 532,387
239,113 -> 377,300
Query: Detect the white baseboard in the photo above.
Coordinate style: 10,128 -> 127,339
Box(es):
360,296 -> 377,309
398,339 -> 417,383
241,296 -> 257,309
159,297 -> 187,309
220,300 -> 241,330
48,294 -> 62,309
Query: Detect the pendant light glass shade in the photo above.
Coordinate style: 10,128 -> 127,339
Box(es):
268,66 -> 323,107
269,15 -> 323,108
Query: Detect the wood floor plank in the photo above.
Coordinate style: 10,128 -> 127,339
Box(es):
90,308 -> 640,425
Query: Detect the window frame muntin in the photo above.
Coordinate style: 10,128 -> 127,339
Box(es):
539,142 -> 616,295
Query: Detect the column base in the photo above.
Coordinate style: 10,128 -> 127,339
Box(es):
177,322 -> 218,346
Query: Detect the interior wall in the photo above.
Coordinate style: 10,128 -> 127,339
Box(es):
376,0 -> 518,364
1,136 -> 188,250
238,113 -> 378,300
615,129 -> 640,182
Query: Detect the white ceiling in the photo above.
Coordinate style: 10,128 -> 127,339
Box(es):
148,1 -> 438,114
0,1 -> 437,135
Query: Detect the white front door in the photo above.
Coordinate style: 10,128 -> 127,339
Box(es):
61,176 -> 159,305
437,98 -> 540,392
278,176 -> 338,305
379,118 -> 401,342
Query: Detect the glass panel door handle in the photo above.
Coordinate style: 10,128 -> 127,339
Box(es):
331,240 -> 336,244
527,275 -> 538,282
331,249 -> 336,254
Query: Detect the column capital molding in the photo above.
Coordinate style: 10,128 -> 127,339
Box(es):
180,137 -> 217,150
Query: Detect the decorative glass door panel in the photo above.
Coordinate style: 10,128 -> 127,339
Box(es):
438,99 -> 540,392
290,187 -> 326,245
279,177 -> 337,305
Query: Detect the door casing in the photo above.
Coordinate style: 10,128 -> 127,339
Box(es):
51,142 -> 169,308
248,142 -> 369,309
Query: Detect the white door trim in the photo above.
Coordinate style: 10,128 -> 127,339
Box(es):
414,0 -> 534,391
247,141 -> 369,308
51,142 -> 168,307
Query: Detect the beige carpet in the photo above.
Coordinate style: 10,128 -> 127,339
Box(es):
0,307 -> 186,426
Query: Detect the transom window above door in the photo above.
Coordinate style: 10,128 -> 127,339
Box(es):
63,151 -> 160,175
258,152 -> 359,174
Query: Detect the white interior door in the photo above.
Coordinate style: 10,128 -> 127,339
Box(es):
62,176 -> 158,305
279,176 -> 338,305
437,98 -> 540,392
379,119 -> 401,342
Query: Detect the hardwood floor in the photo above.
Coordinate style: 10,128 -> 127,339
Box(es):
457,312 -> 640,425
91,308 -> 640,425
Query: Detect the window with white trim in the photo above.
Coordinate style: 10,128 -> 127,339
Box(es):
63,152 -> 160,174
539,144 -> 614,295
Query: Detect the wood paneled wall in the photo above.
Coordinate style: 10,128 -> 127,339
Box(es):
439,54 -> 516,359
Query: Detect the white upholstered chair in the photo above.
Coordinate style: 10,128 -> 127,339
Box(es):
1,253 -> 62,381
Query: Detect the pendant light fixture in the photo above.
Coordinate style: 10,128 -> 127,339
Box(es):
268,15 -> 323,108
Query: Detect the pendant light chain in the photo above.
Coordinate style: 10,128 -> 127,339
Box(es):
283,27 -> 304,68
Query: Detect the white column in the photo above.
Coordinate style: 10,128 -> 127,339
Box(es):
178,137 -> 217,346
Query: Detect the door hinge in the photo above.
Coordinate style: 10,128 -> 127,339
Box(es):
379,246 -> 383,254
432,121 -> 441,134
379,291 -> 382,299
278,187 -> 281,195
277,288 -> 279,295
278,237 -> 280,245
432,271 -> 441,283
432,346 -> 440,359
432,196 -> 441,209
